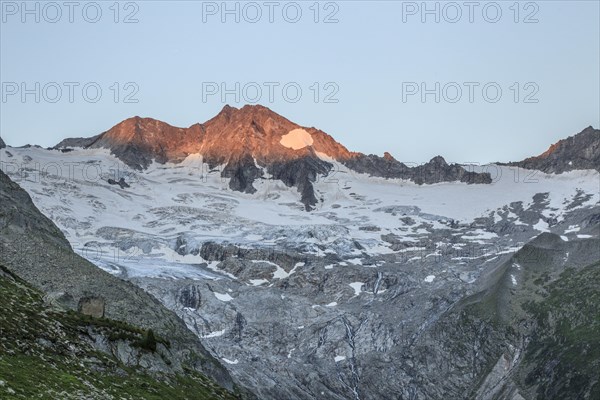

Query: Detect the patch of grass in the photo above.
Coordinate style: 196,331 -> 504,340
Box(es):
0,353 -> 238,399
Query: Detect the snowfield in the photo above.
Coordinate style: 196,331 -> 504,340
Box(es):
1,145 -> 598,282
280,128 -> 314,150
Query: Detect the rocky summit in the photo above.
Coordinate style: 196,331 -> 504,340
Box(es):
1,109 -> 600,400
501,126 -> 600,173
54,105 -> 492,210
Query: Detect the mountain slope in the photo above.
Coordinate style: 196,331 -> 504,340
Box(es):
518,261 -> 600,399
502,126 -> 600,173
0,264 -> 239,400
54,105 -> 492,210
5,111 -> 600,399
0,169 -> 246,397
383,231 -> 600,400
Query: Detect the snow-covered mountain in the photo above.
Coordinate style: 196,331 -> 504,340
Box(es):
1,108 -> 599,399
54,105 -> 492,210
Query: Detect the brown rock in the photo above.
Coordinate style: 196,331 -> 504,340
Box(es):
78,296 -> 105,318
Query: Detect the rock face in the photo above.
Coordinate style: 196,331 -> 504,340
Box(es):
0,136 -> 5,149
54,105 -> 492,210
501,126 -> 600,173
78,296 -> 105,318
135,227 -> 600,400
344,154 -> 492,184
54,133 -> 101,149
0,169 -> 241,394
107,177 -> 130,189
178,285 -> 202,310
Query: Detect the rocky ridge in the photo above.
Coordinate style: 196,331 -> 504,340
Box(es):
55,105 -> 492,210
501,126 -> 600,173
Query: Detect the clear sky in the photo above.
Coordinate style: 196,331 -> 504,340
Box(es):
1,0 -> 599,164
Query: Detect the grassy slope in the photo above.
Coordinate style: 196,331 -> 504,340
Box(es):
0,265 -> 239,400
446,234 -> 600,399
520,261 -> 600,399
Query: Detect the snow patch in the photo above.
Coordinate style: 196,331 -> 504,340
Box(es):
349,282 -> 363,296
249,279 -> 268,286
334,355 -> 346,362
424,275 -> 436,283
214,292 -> 233,302
346,258 -> 363,265
533,219 -> 550,232
565,225 -> 580,233
201,329 -> 226,338
222,358 -> 239,365
273,265 -> 290,279
280,129 -> 314,150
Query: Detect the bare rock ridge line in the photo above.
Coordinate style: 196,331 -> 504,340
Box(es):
54,104 -> 493,210
499,126 -> 600,173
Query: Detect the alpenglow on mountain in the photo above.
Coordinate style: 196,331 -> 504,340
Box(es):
55,105 -> 492,210
1,106 -> 599,399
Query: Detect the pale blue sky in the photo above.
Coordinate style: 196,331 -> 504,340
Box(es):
1,1 -> 599,163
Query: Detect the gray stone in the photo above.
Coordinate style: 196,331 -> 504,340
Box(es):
78,296 -> 105,318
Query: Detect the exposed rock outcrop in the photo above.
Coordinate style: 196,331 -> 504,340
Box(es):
344,153 -> 492,184
78,296 -> 105,318
54,133 -> 102,149
107,177 -> 130,189
501,126 -> 600,173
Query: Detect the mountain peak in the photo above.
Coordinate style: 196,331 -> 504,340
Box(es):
383,152 -> 396,161
427,155 -> 448,166
53,105 -> 494,209
502,126 -> 600,173
208,104 -> 295,131
215,104 -> 237,119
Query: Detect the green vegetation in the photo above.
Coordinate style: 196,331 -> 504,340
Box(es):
0,265 -> 239,399
453,250 -> 600,399
138,329 -> 158,352
522,261 -> 600,399
59,311 -> 170,350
